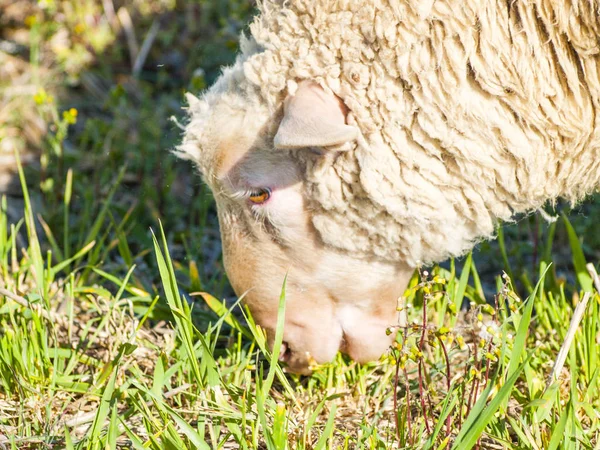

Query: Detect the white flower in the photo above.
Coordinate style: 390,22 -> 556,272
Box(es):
478,320 -> 499,340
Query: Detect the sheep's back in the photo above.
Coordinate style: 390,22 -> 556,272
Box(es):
241,0 -> 600,265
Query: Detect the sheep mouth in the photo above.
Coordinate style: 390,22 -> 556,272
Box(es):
278,341 -> 292,363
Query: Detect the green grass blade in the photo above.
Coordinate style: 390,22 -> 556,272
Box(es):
452,356 -> 531,450
547,401 -> 569,450
63,167 -> 73,259
163,404 -> 212,450
107,403 -> 119,450
194,292 -> 254,340
151,222 -> 204,387
51,240 -> 95,276
64,427 -> 74,450
87,366 -> 118,449
81,165 -> 126,249
264,274 -> 287,393
452,253 -> 472,325
507,265 -> 550,384
563,215 -> 593,292
313,404 -> 337,450
119,418 -> 148,450
15,149 -> 46,301
497,226 -> 514,283
423,392 -> 458,450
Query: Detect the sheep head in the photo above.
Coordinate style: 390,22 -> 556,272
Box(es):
180,80 -> 412,374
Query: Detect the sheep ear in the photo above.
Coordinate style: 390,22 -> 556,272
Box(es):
274,81 -> 357,150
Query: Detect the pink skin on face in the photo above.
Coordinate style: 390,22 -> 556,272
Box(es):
217,156 -> 408,372
197,83 -> 413,373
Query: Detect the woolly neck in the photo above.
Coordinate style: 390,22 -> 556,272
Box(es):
187,0 -> 600,266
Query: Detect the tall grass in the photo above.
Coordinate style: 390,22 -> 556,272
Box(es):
1,160 -> 599,447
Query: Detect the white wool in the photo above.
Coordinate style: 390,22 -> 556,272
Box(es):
180,0 -> 600,267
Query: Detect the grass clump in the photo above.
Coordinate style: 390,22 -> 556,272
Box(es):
2,1 -> 600,448
2,181 -> 600,448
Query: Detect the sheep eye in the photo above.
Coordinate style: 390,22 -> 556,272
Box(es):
248,188 -> 271,204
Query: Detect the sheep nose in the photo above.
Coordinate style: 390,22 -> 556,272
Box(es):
278,342 -> 292,362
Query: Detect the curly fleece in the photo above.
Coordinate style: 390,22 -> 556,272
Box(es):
181,0 -> 600,267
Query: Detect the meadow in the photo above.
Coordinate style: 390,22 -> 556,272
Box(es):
1,1 -> 600,448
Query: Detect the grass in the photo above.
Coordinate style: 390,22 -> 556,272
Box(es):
1,1 -> 600,448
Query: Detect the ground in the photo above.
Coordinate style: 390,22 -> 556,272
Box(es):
1,1 -> 600,448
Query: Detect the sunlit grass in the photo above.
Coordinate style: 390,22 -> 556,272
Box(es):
1,158 -> 600,447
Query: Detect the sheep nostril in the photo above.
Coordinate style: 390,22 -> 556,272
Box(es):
279,342 -> 292,362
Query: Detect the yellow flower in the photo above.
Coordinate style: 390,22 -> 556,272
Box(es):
483,304 -> 495,315
34,89 -> 55,105
25,15 -> 37,28
62,108 -> 78,125
433,275 -> 446,285
34,89 -> 47,105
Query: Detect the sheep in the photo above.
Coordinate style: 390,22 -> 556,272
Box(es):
178,0 -> 600,373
